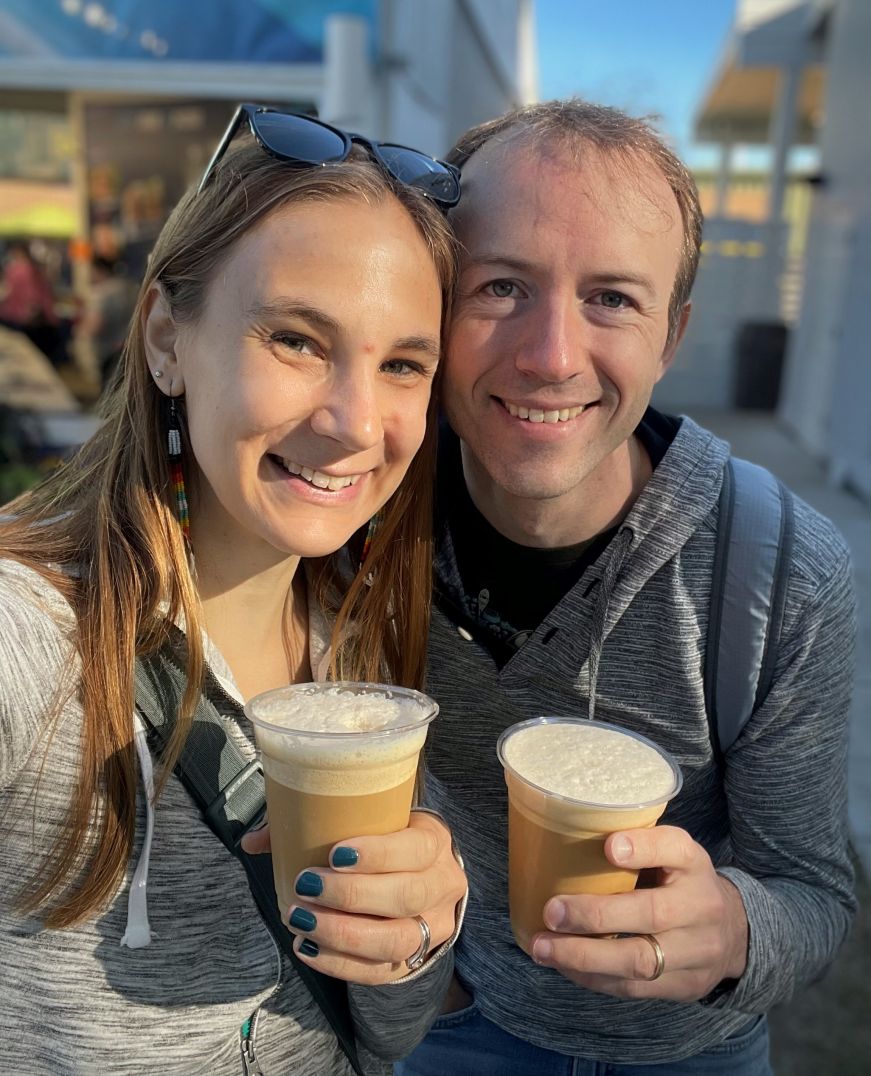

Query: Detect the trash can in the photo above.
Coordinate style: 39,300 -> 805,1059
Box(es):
733,321 -> 788,410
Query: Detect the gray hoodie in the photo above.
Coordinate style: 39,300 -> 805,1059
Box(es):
421,415 -> 856,1063
0,559 -> 452,1075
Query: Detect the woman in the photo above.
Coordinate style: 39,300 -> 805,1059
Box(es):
0,108 -> 466,1074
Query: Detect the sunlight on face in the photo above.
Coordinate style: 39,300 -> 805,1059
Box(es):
176,196 -> 443,563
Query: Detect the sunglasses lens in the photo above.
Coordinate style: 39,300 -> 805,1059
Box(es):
253,112 -> 347,164
378,146 -> 461,205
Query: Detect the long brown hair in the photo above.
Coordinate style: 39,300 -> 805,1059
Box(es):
0,140 -> 456,928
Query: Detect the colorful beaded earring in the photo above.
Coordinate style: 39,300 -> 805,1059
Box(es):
167,397 -> 190,539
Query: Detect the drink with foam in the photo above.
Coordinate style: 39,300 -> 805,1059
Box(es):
246,682 -> 438,914
497,718 -> 682,954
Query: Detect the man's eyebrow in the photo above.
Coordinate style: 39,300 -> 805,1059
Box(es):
462,257 -> 658,296
245,299 -> 440,360
246,299 -> 342,336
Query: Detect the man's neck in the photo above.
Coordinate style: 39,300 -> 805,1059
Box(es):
460,435 -> 652,549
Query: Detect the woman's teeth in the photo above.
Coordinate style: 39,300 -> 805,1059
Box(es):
277,458 -> 361,491
504,402 -> 587,423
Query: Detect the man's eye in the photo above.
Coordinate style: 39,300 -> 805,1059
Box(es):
484,280 -> 518,299
597,291 -> 629,309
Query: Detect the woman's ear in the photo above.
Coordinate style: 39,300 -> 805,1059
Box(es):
142,283 -> 185,396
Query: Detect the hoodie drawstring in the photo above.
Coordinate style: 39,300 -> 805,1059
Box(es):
586,527 -> 634,722
120,712 -> 155,949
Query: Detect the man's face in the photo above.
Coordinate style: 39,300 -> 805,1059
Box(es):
444,138 -> 687,516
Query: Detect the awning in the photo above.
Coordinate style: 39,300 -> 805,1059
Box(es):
693,0 -> 831,144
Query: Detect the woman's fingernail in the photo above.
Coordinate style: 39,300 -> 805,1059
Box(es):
298,939 -> 319,958
295,871 -> 324,898
331,846 -> 359,868
532,937 -> 553,963
611,835 -> 633,862
544,899 -> 566,930
289,907 -> 317,932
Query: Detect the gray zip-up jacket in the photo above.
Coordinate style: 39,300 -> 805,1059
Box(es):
422,415 -> 857,1063
0,559 -> 451,1075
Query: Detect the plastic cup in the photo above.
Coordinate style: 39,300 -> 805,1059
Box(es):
497,717 -> 683,955
246,681 -> 438,914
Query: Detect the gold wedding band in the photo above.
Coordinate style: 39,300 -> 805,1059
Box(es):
406,914 -> 432,971
638,933 -> 665,981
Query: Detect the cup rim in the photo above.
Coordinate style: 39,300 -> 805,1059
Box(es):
497,717 -> 683,810
245,680 -> 438,740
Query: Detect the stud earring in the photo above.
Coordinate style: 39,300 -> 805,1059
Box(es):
153,369 -> 163,379
167,397 -> 190,539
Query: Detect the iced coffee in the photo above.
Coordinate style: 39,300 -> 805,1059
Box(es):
246,682 -> 438,914
497,718 -> 682,954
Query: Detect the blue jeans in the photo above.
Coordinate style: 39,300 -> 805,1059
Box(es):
394,1003 -> 772,1076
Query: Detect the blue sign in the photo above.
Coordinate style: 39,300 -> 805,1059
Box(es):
0,0 -> 377,62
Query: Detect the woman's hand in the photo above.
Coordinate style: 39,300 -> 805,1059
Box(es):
241,811 -> 467,985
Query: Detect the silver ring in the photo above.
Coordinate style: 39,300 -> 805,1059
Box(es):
406,914 -> 432,971
638,933 -> 665,981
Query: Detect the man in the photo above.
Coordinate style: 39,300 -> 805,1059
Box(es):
398,100 -> 856,1074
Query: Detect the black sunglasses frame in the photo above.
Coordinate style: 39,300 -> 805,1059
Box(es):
197,103 -> 461,208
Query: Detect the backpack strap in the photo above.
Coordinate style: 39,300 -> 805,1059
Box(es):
134,645 -> 363,1076
705,457 -> 795,759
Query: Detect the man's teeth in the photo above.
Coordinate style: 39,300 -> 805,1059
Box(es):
504,402 -> 587,423
278,458 -> 361,491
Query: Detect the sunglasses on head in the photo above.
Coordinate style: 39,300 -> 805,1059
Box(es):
197,103 -> 462,209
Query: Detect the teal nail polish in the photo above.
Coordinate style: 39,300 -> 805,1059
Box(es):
295,871 -> 323,898
289,907 -> 317,932
299,939 -> 319,958
331,846 -> 359,868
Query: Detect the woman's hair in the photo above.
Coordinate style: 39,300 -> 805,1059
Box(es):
0,140 -> 456,927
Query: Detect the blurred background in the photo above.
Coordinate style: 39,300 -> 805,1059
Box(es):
0,2 -> 868,1071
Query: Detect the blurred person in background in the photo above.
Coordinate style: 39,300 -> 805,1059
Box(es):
77,255 -> 139,390
0,110 -> 467,1075
0,239 -> 60,361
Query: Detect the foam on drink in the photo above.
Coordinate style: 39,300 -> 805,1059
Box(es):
502,721 -> 678,806
252,685 -> 431,796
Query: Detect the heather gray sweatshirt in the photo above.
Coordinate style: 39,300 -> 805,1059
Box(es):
422,415 -> 857,1063
0,559 -> 452,1075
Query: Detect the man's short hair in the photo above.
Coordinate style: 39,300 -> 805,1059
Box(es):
448,99 -> 703,341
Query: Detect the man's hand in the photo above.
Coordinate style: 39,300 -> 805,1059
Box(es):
530,826 -> 748,1001
241,811 -> 467,985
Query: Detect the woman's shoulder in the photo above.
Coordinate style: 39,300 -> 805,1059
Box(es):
0,559 -> 79,784
0,558 -> 76,634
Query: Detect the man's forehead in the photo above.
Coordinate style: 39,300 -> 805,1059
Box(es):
453,135 -> 681,248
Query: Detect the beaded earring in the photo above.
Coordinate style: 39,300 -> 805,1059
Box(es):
168,397 -> 190,540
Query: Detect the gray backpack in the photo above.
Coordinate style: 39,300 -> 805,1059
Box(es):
706,457 -> 796,759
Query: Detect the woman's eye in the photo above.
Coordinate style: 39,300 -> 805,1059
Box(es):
484,280 -> 519,299
381,358 -> 424,378
271,332 -> 318,355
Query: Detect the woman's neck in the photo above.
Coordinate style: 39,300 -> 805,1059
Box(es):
192,537 -> 308,701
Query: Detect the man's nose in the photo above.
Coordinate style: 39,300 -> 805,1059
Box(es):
514,294 -> 588,383
309,367 -> 384,453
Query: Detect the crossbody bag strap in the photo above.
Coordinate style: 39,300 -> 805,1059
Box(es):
133,648 -> 363,1076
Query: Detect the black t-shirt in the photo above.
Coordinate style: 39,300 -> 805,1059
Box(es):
436,407 -> 681,667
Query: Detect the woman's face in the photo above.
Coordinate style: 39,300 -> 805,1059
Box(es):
170,195 -> 442,561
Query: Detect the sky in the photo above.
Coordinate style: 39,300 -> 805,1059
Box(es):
534,0 -> 738,166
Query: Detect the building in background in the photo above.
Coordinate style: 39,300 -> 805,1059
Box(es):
660,0 -> 871,504
0,0 -> 537,280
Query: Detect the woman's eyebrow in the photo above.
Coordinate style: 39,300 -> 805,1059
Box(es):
393,335 -> 441,362
246,298 -> 342,336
